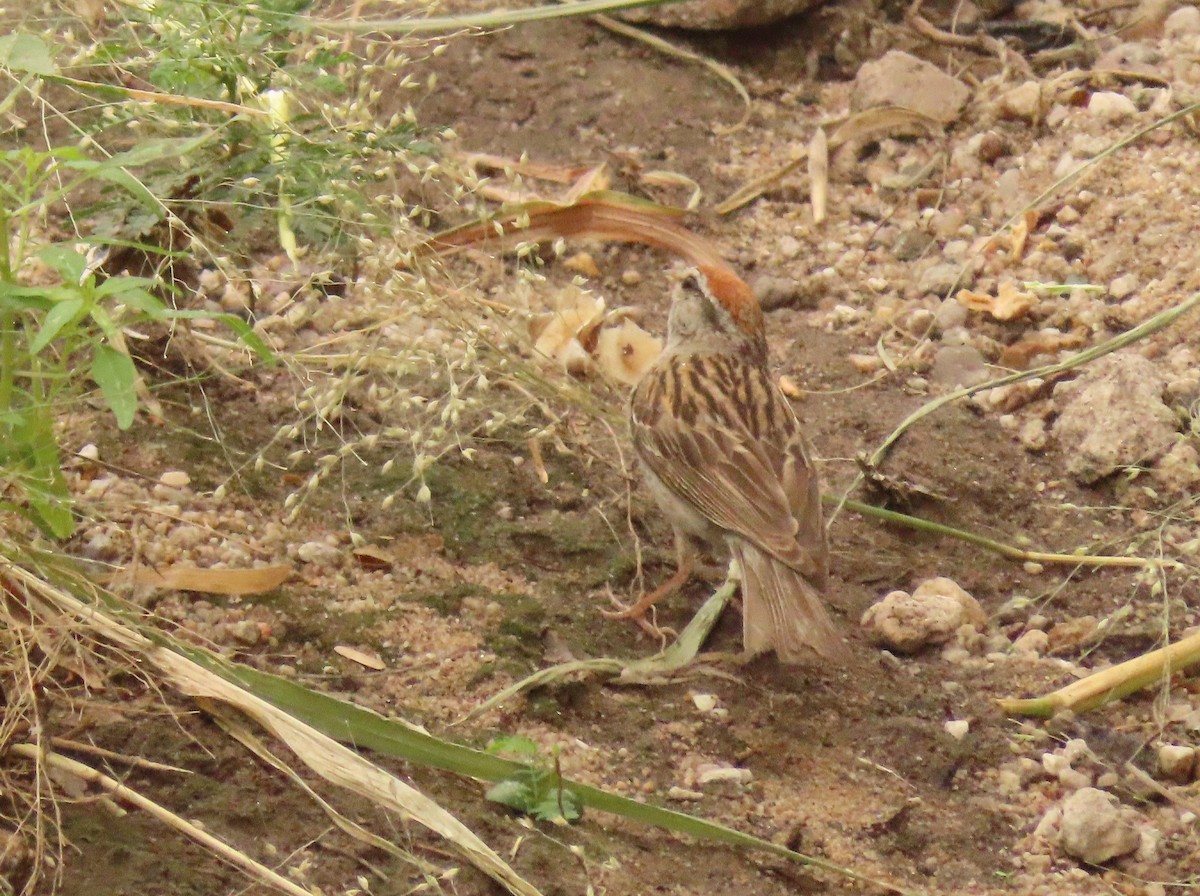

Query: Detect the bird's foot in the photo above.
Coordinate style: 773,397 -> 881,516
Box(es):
602,588 -> 678,647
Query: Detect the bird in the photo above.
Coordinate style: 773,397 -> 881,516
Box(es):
607,265 -> 847,663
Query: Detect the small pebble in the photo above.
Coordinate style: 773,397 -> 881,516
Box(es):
563,251 -> 600,278
997,81 -> 1042,121
159,470 -> 191,488
1109,273 -> 1138,299
1157,744 -> 1196,783
944,719 -> 969,740
1013,629 -> 1049,655
696,766 -> 753,786
1165,4 -> 1200,36
1087,91 -> 1138,121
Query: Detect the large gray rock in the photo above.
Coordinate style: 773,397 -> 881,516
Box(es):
1051,352 -> 1179,484
1058,788 -> 1141,865
618,0 -> 820,29
851,50 -> 970,124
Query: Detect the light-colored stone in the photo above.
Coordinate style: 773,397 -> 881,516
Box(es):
1013,629 -> 1049,655
618,0 -> 818,28
934,297 -> 968,330
1157,744 -> 1196,783
944,719 -> 970,740
931,344 -> 989,388
918,262 -> 969,295
696,765 -> 753,785
1056,788 -> 1142,864
1087,91 -> 1138,121
1109,273 -> 1139,299
1164,4 -> 1200,36
159,470 -> 191,488
997,80 -> 1043,121
861,577 -> 987,654
1151,439 -> 1200,492
851,50 -> 970,124
1058,767 -> 1093,790
1051,351 -> 1179,483
1019,418 -> 1048,452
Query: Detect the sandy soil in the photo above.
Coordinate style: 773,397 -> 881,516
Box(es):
10,1 -> 1200,895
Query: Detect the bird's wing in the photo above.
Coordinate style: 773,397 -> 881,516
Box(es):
632,362 -> 825,579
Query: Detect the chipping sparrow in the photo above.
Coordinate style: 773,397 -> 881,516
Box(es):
611,266 -> 846,663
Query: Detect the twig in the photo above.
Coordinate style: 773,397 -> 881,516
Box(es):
867,291 -> 1200,468
1123,763 -> 1200,819
458,575 -> 737,722
8,744 -> 317,896
836,497 -> 1158,569
47,737 -> 192,775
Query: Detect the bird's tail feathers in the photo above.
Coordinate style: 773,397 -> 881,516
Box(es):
734,541 -> 847,664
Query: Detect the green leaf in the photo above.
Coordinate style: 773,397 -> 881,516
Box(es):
0,281 -> 54,312
98,283 -> 169,318
31,296 -> 86,353
36,244 -> 88,284
486,735 -> 541,757
532,790 -> 582,823
0,33 -> 58,76
0,411 -> 74,538
485,779 -> 534,811
217,314 -> 276,362
90,345 -> 139,429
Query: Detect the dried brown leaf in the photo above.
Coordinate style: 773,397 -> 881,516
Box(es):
121,564 -> 291,595
333,645 -> 386,671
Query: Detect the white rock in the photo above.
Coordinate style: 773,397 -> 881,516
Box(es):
696,765 -> 753,785
1013,629 -> 1049,655
1157,744 -> 1196,783
1109,273 -> 1139,299
997,80 -> 1042,121
861,577 -> 987,654
1057,788 -> 1142,864
77,443 -> 100,461
1063,738 -> 1093,764
1138,826 -> 1163,863
691,693 -> 719,713
1019,418 -> 1048,452
1043,752 -> 1070,776
944,719 -> 970,740
1087,91 -> 1138,121
1051,351 -> 1179,483
159,470 -> 191,488
1058,767 -> 1093,791
296,540 -> 341,566
1164,4 -> 1200,36
931,345 -> 989,388
851,50 -> 969,124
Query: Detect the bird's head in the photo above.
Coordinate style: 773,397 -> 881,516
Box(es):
666,265 -> 767,359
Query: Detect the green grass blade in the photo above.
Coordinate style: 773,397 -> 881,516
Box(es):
167,639 -> 920,895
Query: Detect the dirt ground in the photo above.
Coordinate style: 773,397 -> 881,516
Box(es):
13,1 -> 1200,895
